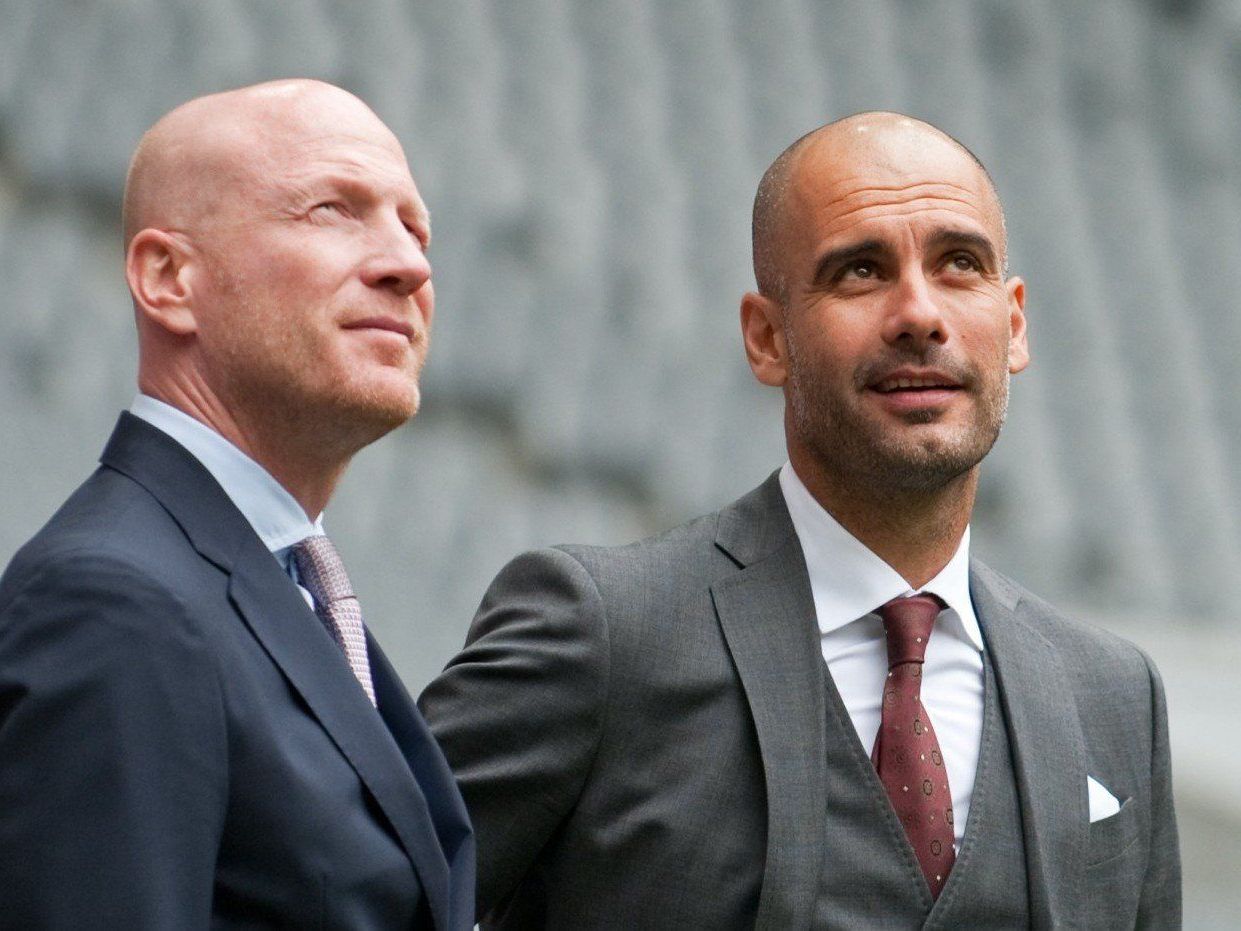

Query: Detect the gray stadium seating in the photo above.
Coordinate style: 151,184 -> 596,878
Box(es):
2,1 -> 1238,920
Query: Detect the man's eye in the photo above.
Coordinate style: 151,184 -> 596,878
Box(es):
310,202 -> 346,217
844,261 -> 876,279
948,253 -> 980,272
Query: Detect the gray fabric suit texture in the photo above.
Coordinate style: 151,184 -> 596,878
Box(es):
809,649 -> 1032,929
420,472 -> 1181,929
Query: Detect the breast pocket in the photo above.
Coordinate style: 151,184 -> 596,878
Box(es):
1083,796 -> 1145,929
1086,795 -> 1139,868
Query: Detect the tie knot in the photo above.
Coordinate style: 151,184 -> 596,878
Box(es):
291,534 -> 355,603
879,594 -> 943,667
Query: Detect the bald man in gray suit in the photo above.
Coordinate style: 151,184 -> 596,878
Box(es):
420,113 -> 1180,929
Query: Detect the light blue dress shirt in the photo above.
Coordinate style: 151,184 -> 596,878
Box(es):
128,394 -> 323,600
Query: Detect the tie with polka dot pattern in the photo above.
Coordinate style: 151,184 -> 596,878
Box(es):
291,534 -> 377,706
872,594 -> 955,899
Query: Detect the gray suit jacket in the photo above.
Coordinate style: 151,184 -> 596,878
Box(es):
420,473 -> 1180,929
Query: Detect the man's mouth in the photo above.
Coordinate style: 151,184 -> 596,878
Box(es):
866,369 -> 964,410
870,374 -> 962,393
342,316 -> 416,341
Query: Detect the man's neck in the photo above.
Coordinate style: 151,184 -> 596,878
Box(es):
139,379 -> 347,520
788,448 -> 976,590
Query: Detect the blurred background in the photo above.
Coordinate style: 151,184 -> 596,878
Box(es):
1,0 -> 1236,923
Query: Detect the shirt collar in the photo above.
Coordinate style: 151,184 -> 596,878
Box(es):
129,395 -> 323,560
778,461 -> 983,652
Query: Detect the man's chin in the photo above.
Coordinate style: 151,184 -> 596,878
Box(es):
870,429 -> 996,487
365,391 -> 421,431
867,401 -> 977,437
334,379 -> 421,437
896,407 -> 942,426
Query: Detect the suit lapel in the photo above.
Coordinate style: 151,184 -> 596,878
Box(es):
228,541 -> 452,927
711,475 -> 827,930
708,473 -> 1091,927
370,635 -> 475,931
101,414 -> 452,926
971,563 -> 1087,928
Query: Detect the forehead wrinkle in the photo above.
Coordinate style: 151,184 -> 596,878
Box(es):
267,133 -> 407,182
816,192 -> 990,233
280,127 -> 403,158
821,176 -> 981,198
794,129 -> 1001,216
799,171 -> 988,214
280,161 -> 414,198
260,141 -> 424,216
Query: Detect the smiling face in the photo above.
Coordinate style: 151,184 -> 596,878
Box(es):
184,84 -> 433,451
745,115 -> 1028,495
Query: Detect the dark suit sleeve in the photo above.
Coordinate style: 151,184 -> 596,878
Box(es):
0,554 -> 228,929
418,547 -> 610,918
1136,650 -> 1182,927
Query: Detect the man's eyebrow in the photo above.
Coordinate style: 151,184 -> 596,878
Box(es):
925,228 -> 999,268
811,239 -> 887,284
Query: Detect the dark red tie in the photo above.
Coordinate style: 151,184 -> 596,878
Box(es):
872,594 -> 955,898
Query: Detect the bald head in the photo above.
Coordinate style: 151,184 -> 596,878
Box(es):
122,79 -> 404,248
752,112 -> 1006,303
123,78 -> 434,512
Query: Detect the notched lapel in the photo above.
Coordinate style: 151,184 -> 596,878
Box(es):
972,564 -> 1087,929
712,534 -> 827,931
102,414 -> 457,927
370,637 -> 474,930
228,535 -> 452,929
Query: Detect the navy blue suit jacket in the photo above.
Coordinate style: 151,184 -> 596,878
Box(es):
0,413 -> 475,929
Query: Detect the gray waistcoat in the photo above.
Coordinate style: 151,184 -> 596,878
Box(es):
813,653 -> 1030,929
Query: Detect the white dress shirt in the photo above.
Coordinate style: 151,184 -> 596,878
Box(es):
778,462 -> 985,850
129,395 -> 323,602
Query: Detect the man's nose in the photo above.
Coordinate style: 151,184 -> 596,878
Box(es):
361,217 -> 432,297
880,271 -> 947,348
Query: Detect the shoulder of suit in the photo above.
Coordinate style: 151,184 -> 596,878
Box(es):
971,558 -> 1157,681
1,466 -> 216,634
32,464 -> 198,556
477,503 -> 745,626
548,473 -> 788,577
551,505 -> 735,582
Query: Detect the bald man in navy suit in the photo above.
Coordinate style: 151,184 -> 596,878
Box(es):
0,80 -> 473,928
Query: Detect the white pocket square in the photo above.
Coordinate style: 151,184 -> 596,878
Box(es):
1087,775 -> 1121,822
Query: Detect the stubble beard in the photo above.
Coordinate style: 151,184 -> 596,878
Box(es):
206,264 -> 423,461
785,333 -> 1010,496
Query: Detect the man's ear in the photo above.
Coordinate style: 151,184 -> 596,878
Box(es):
126,229 -> 199,336
1005,276 -> 1029,375
740,290 -> 789,387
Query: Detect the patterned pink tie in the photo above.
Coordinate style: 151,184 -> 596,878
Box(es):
291,535 -> 377,706
872,594 -> 955,898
